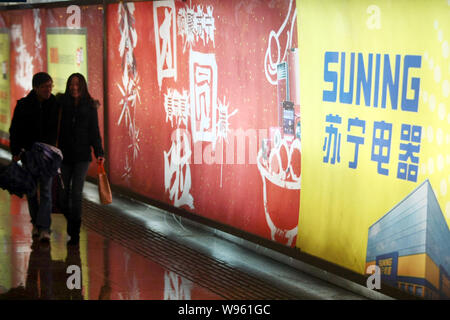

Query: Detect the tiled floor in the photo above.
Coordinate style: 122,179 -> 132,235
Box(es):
0,178 -> 369,300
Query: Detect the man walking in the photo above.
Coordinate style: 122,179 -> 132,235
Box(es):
9,72 -> 59,242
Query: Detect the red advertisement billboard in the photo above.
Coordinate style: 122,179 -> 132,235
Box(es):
107,0 -> 300,246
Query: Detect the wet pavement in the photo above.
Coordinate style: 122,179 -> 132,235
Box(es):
0,173 -> 372,300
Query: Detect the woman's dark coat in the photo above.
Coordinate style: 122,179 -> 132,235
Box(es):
56,94 -> 104,163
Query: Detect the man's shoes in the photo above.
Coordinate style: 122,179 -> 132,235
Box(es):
39,230 -> 51,242
32,226 -> 39,238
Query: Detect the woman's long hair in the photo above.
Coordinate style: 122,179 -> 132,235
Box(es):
64,73 -> 95,106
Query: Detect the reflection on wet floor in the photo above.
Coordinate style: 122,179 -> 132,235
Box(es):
0,179 -> 372,301
0,191 -> 222,300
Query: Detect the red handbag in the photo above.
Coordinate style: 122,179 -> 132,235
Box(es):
98,162 -> 112,205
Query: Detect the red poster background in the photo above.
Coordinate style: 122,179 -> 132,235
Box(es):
107,0 -> 300,246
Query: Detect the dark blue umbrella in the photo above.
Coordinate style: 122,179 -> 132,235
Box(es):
0,161 -> 36,198
0,142 -> 62,198
23,142 -> 63,179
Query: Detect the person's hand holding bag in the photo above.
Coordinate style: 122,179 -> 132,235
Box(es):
97,159 -> 112,205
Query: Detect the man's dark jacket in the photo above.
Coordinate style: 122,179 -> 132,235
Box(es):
9,90 -> 59,157
56,94 -> 104,163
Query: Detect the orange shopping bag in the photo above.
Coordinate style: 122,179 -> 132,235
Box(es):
98,162 -> 112,205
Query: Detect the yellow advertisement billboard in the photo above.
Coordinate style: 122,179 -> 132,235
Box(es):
296,0 -> 449,298
47,28 -> 88,94
0,29 -> 10,143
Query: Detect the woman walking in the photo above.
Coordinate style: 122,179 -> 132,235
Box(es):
57,73 -> 105,246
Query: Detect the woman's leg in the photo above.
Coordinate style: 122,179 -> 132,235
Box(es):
67,161 -> 90,242
60,163 -> 73,216
61,163 -> 74,239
